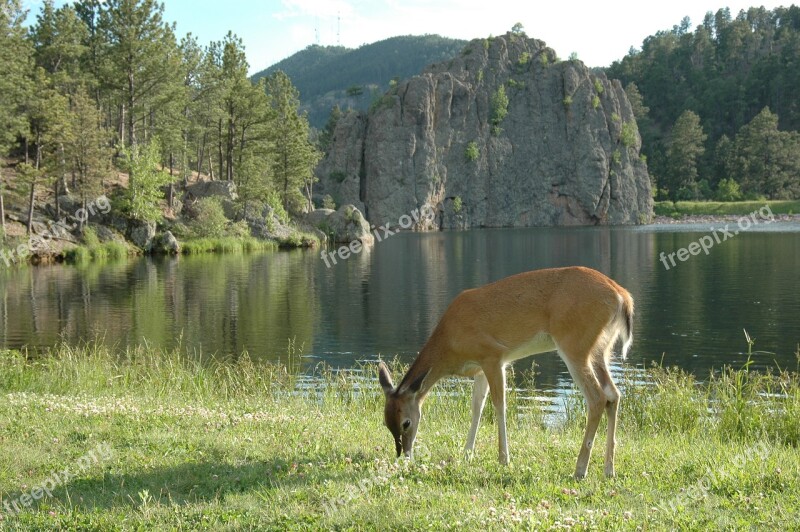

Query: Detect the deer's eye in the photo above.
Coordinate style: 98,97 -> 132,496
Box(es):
402,419 -> 411,431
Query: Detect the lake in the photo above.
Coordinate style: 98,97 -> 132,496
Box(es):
1,223 -> 799,397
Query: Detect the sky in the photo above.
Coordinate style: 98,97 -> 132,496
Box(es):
24,0 -> 790,75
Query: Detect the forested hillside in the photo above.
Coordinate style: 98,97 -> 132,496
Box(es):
0,0 -> 320,239
252,35 -> 467,127
607,6 -> 800,200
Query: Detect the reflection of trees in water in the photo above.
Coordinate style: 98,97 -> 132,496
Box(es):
0,251 -> 319,358
1,228 -> 797,378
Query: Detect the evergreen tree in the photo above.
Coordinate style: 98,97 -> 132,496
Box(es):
666,110 -> 706,200
30,0 -> 88,91
22,68 -> 71,233
318,105 -> 342,154
0,0 -> 33,238
66,87 -> 112,204
98,0 -> 181,147
734,107 -> 800,199
118,138 -> 173,222
265,71 -> 321,212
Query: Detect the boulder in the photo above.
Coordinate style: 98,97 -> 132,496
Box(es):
128,220 -> 156,251
159,231 -> 181,254
184,180 -> 239,203
309,205 -> 374,245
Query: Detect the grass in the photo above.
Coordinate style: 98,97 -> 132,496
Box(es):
180,237 -> 278,255
0,344 -> 798,529
654,200 -> 800,218
62,242 -> 130,265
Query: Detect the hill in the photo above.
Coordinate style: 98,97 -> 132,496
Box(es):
606,6 -> 800,200
252,35 -> 467,128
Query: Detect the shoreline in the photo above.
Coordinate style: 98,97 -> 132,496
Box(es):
652,213 -> 800,225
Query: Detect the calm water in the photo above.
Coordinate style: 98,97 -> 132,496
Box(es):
1,224 -> 799,395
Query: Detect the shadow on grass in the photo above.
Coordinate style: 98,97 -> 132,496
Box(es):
41,456 -> 316,511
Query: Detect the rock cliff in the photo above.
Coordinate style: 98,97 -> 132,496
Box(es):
316,32 -> 653,228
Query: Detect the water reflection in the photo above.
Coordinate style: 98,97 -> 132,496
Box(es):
1,224 -> 799,396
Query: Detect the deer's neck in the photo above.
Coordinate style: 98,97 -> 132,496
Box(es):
399,338 -> 449,400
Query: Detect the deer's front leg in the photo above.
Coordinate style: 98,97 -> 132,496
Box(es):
483,364 -> 510,465
464,372 -> 489,458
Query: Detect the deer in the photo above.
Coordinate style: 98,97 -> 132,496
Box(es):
377,266 -> 634,479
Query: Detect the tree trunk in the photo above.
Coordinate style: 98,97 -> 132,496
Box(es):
168,152 -> 175,211
127,70 -> 136,146
226,114 -> 234,181
54,177 -> 60,220
27,138 -> 43,236
58,143 -> 69,196
0,178 -> 6,242
119,103 -> 126,149
79,194 -> 87,232
217,118 -> 224,181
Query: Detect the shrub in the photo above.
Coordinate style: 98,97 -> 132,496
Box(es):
63,246 -> 91,264
464,142 -> 479,162
563,95 -> 573,107
594,78 -> 604,94
621,121 -> 637,148
452,196 -> 463,214
322,195 -> 336,210
592,95 -> 600,109
715,178 -> 743,201
81,226 -> 100,247
265,190 -> 290,224
490,85 -> 509,125
228,220 -> 251,239
190,197 -> 229,238
104,242 -> 128,260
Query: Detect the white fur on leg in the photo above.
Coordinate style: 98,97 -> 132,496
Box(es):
464,373 -> 489,457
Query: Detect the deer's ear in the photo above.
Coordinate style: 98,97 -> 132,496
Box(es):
406,368 -> 430,395
378,361 -> 394,395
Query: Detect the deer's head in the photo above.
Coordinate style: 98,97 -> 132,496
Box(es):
378,361 -> 429,458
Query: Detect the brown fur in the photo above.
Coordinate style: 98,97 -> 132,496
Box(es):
378,266 -> 634,478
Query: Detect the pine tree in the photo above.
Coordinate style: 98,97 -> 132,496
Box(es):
734,107 -> 800,199
666,110 -> 707,200
98,0 -> 181,148
66,87 -> 112,206
30,0 -> 88,91
22,68 -> 71,234
265,71 -> 321,212
0,0 -> 34,239
118,138 -> 173,222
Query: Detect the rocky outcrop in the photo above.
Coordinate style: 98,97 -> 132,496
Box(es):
128,220 -> 156,251
307,205 -> 374,245
316,32 -> 653,228
158,231 -> 181,254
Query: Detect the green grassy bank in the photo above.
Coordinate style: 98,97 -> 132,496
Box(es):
654,199 -> 800,218
0,344 -> 798,529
